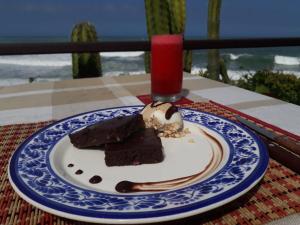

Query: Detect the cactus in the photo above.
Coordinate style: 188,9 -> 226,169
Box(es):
71,22 -> 102,79
207,0 -> 221,81
219,58 -> 230,83
168,0 -> 192,73
206,0 -> 230,83
144,0 -> 192,73
144,0 -> 170,73
168,0 -> 185,34
183,50 -> 193,73
145,0 -> 170,36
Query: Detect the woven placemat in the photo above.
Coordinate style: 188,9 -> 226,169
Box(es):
0,103 -> 299,225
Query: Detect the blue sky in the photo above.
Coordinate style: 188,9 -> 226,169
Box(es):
1,0 -> 300,38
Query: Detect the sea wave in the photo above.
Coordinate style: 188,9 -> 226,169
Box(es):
0,78 -> 64,87
0,52 -> 144,67
2,50 -> 300,87
100,51 -> 144,58
0,58 -> 71,67
191,66 -> 300,79
191,66 -> 255,80
1,68 -> 299,87
0,54 -> 71,67
104,70 -> 146,76
229,53 -> 251,60
274,55 -> 300,65
191,67 -> 206,75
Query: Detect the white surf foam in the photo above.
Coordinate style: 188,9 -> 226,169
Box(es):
191,66 -> 255,80
191,67 -> 207,75
227,69 -> 255,80
100,51 -> 144,58
229,53 -> 251,60
276,70 -> 300,78
104,70 -> 145,76
0,54 -> 71,67
274,55 -> 300,65
0,52 -> 144,68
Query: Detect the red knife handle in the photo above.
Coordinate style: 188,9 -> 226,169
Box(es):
275,135 -> 300,156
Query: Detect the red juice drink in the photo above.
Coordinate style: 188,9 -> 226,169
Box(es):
151,34 -> 183,102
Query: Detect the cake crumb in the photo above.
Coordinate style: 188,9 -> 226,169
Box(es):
188,138 -> 195,143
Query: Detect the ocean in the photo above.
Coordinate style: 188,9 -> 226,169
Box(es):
1,37 -> 300,86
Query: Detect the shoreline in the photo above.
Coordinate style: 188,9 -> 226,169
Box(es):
1,48 -> 300,87
0,68 -> 299,88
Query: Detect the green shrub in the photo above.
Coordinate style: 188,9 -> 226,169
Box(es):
236,70 -> 300,105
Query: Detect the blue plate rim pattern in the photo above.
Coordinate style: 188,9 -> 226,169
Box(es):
8,105 -> 269,223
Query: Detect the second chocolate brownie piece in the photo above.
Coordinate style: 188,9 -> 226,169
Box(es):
105,128 -> 164,166
69,114 -> 145,148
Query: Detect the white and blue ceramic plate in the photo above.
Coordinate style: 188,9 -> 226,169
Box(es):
9,106 -> 269,224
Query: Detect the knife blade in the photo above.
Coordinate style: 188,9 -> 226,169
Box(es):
236,115 -> 300,156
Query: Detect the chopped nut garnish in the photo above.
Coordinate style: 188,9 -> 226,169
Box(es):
145,118 -> 190,138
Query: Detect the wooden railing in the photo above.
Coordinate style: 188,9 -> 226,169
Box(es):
1,37 -> 300,55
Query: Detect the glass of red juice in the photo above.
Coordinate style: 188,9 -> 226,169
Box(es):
151,34 -> 183,102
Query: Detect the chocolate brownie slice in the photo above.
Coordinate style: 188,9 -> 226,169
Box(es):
105,128 -> 164,166
69,114 -> 145,149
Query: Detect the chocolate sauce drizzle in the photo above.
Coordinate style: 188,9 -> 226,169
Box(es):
203,130 -> 223,160
115,181 -> 136,193
89,175 -> 102,184
75,169 -> 83,175
165,106 -> 178,120
116,162 -> 212,193
148,102 -> 178,120
150,101 -> 167,108
115,129 -> 224,193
